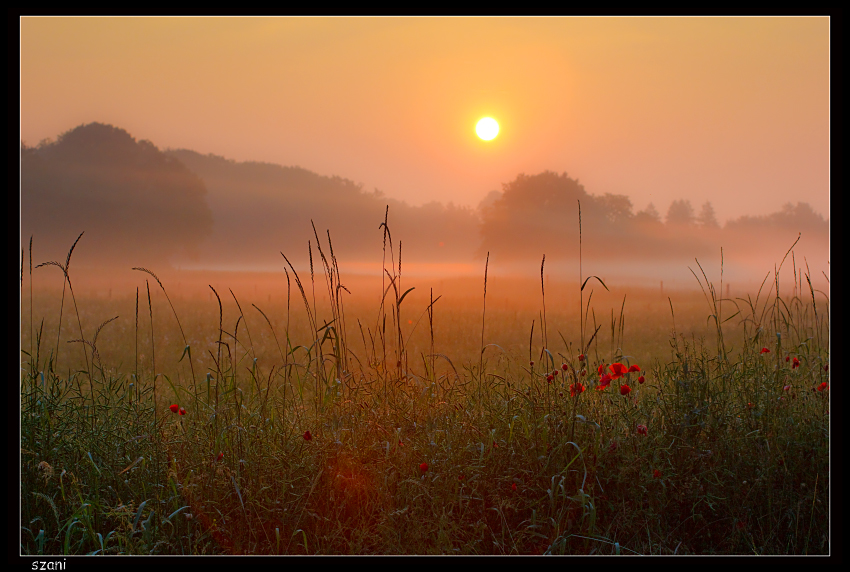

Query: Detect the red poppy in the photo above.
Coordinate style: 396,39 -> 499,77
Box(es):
760,347 -> 770,354
785,356 -> 790,362
578,354 -> 585,362
620,384 -> 632,396
420,462 -> 429,473
597,374 -> 612,390
627,364 -> 641,373
792,357 -> 801,369
179,407 -> 186,416
783,385 -> 791,391
398,440 -> 404,447
638,375 -> 646,384
216,452 -> 224,461
562,363 -> 569,371
637,424 -> 648,436
580,370 -> 586,377
747,402 -> 754,409
609,363 -> 628,379
546,374 -> 554,383
817,382 -> 828,392
169,404 -> 179,413
493,441 -> 498,448
303,430 -> 312,441
570,382 -> 585,397
653,469 -> 661,479
597,363 -> 607,375
511,482 -> 517,491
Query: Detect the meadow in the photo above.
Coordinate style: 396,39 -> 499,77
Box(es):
19,225 -> 830,555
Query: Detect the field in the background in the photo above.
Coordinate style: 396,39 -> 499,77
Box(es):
20,243 -> 830,555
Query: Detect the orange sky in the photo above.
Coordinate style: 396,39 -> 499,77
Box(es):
20,17 -> 830,224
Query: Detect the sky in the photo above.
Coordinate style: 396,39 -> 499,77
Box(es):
20,17 -> 830,225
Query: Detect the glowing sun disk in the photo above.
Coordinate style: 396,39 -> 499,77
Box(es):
476,117 -> 499,141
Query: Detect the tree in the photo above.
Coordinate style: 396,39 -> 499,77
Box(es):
697,201 -> 720,228
666,199 -> 695,226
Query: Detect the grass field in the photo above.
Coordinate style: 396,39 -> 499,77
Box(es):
20,229 -> 830,555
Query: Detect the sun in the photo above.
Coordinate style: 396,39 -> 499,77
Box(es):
476,117 -> 499,141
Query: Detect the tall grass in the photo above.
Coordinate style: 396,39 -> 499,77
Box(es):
20,214 -> 829,555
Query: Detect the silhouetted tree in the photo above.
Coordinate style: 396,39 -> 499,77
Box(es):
666,199 -> 695,226
697,201 -> 720,228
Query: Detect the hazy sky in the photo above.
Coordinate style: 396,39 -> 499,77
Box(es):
20,17 -> 830,224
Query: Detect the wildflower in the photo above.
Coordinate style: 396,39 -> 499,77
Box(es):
169,404 -> 179,413
638,375 -> 646,384
398,440 -> 404,447
511,482 -> 517,492
580,370 -> 586,377
783,385 -> 791,391
785,356 -> 790,362
653,469 -> 661,479
792,357 -> 800,369
627,364 -> 641,373
216,452 -> 224,462
609,363 -> 628,379
637,424 -> 648,436
493,441 -> 498,448
420,462 -> 429,473
620,384 -> 632,396
179,407 -> 186,416
597,374 -> 612,391
597,363 -> 607,375
817,382 -> 828,392
578,354 -> 585,362
760,347 -> 770,354
570,382 -> 585,397
529,361 -> 534,367
747,402 -> 754,409
562,363 -> 569,371
303,430 -> 312,441
546,374 -> 554,383
559,392 -> 564,398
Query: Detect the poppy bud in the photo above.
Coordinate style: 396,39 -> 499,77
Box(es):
785,356 -> 790,362
562,363 -> 568,371
511,482 -> 517,491
169,404 -> 179,413
578,354 -> 585,362
303,430 -> 312,441
546,374 -> 554,383
529,361 -> 534,366
420,462 -> 428,473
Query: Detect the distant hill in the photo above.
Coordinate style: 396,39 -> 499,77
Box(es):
21,123 -> 213,268
164,149 -> 481,269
